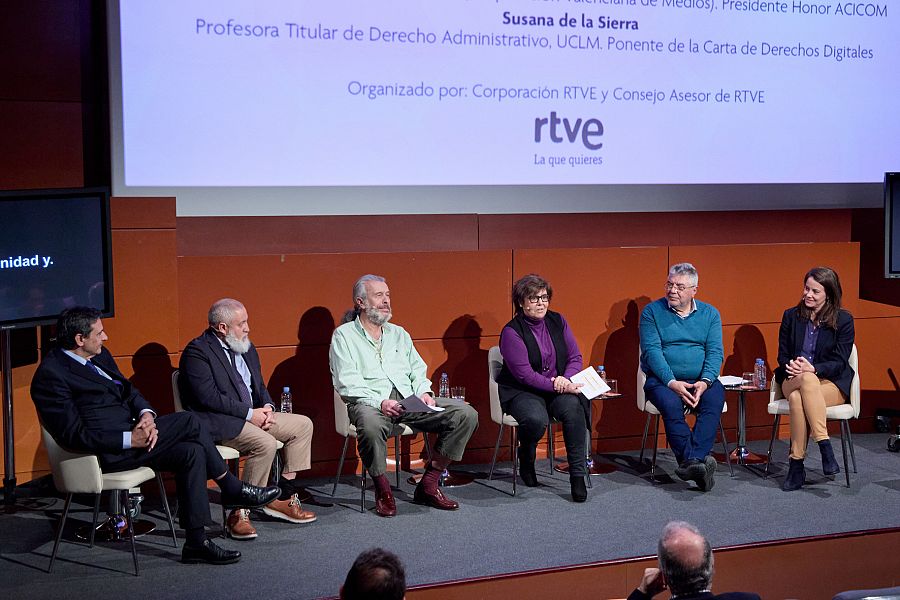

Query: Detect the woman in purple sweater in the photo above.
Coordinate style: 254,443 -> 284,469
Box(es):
495,274 -> 590,502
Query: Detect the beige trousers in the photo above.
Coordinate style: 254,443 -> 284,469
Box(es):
781,372 -> 845,460
220,412 -> 314,486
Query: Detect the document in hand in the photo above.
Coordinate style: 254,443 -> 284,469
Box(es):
570,367 -> 611,400
400,394 -> 445,413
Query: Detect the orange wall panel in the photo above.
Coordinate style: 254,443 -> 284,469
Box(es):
102,230 -> 179,357
176,215 -> 480,256
111,197 -> 177,230
671,242 -> 900,326
479,210 -> 852,251
177,250 -> 512,349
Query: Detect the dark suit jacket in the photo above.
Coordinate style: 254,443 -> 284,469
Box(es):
178,329 -> 274,441
30,347 -> 152,463
774,306 -> 855,399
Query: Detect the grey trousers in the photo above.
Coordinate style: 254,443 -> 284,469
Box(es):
346,398 -> 479,477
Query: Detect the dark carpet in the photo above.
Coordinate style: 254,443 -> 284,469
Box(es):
1,433 -> 898,600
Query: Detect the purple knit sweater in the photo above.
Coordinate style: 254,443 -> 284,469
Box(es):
499,313 -> 583,393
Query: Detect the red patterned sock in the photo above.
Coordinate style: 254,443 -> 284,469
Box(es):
421,465 -> 442,494
372,474 -> 391,496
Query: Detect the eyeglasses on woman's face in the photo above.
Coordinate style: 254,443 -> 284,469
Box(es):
526,294 -> 550,304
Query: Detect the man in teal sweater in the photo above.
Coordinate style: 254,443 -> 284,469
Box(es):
640,263 -> 725,492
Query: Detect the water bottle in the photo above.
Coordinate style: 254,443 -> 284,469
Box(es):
439,373 -> 450,398
280,386 -> 293,413
754,359 -> 766,389
597,365 -> 607,381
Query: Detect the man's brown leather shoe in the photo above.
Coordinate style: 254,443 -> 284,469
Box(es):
374,490 -> 397,518
262,494 -> 317,524
226,508 -> 257,540
413,484 -> 459,510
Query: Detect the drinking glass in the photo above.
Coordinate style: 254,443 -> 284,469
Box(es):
741,372 -> 755,389
605,379 -> 617,394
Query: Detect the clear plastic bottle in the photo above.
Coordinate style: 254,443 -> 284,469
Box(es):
280,386 -> 293,413
754,359 -> 766,389
439,372 -> 450,398
597,365 -> 607,381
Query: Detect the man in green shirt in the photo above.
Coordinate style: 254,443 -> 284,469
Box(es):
330,274 -> 479,517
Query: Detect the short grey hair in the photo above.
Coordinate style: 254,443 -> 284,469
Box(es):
657,521 -> 714,596
342,275 -> 387,324
668,262 -> 699,287
208,298 -> 245,327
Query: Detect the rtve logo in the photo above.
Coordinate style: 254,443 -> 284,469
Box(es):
534,112 -> 603,150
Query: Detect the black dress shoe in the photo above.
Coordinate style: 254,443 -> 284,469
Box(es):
181,538 -> 241,565
222,483 -> 281,509
570,476 -> 588,503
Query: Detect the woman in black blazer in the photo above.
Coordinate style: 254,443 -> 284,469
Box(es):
774,267 -> 854,491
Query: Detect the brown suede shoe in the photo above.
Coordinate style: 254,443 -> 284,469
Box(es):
261,494 -> 317,524
374,490 -> 397,518
413,484 -> 459,510
226,508 -> 257,540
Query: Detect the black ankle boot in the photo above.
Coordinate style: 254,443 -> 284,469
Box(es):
570,476 -> 587,503
818,439 -> 840,476
782,458 -> 806,491
517,444 -> 538,487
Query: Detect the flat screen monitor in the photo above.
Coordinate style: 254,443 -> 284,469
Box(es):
0,187 -> 113,329
886,173 -> 900,278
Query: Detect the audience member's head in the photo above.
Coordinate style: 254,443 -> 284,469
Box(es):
341,547 -> 406,600
657,521 -> 714,596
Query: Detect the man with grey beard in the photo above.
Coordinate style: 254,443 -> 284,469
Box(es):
179,298 -> 316,540
330,275 -> 479,517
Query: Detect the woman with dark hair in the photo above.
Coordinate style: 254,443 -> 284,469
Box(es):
774,267 -> 855,491
495,274 -> 590,502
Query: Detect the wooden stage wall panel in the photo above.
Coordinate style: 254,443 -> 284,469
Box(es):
478,210 -> 853,250
6,236 -> 900,483
177,250 -> 512,350
405,529 -> 900,600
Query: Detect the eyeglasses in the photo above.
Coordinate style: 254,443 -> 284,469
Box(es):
526,294 -> 550,304
665,282 -> 695,293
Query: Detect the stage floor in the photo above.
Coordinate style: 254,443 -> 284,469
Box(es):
1,433 -> 899,600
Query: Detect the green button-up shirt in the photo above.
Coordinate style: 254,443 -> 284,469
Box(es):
329,317 -> 433,410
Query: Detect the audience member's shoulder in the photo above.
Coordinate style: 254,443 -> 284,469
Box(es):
716,592 -> 761,600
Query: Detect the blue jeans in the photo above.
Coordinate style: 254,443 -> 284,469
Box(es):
644,375 -> 725,464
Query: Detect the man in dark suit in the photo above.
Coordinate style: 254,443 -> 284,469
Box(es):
179,298 -> 315,540
31,307 -> 280,565
628,521 -> 761,600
